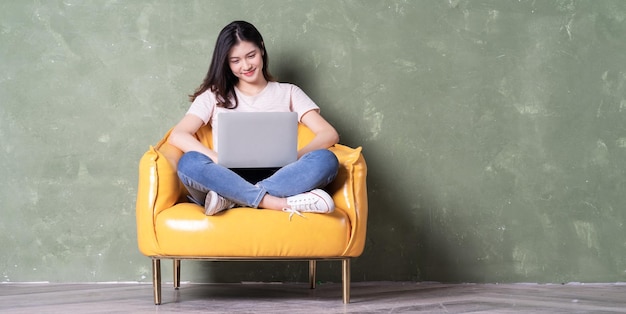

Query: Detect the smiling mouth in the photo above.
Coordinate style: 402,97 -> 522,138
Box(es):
243,68 -> 256,76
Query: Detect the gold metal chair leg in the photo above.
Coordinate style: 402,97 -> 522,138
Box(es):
152,258 -> 162,305
309,260 -> 317,289
173,259 -> 181,289
342,258 -> 350,304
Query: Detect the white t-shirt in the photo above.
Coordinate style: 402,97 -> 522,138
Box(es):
186,81 -> 319,149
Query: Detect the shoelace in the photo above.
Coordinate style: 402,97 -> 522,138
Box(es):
287,198 -> 324,213
282,207 -> 307,221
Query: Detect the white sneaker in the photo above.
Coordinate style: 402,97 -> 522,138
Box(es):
204,190 -> 235,216
282,189 -> 334,220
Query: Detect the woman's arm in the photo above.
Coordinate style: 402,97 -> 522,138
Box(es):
298,110 -> 340,158
168,114 -> 219,162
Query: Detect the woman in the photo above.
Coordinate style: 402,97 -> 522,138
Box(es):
168,21 -> 340,219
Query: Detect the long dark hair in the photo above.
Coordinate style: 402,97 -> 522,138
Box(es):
189,21 -> 274,108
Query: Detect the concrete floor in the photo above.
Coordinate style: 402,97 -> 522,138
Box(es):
1,281 -> 625,313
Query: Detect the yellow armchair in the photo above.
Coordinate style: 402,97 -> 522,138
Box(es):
136,124 -> 368,304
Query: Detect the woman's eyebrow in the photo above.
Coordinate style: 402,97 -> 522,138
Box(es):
230,50 -> 256,60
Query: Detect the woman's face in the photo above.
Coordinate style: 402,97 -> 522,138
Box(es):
228,40 -> 265,86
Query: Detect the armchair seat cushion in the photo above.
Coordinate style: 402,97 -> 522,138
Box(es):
154,203 -> 350,257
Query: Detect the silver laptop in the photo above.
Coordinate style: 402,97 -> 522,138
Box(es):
217,112 -> 298,168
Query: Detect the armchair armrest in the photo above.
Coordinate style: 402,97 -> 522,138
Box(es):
136,142 -> 184,256
328,144 -> 368,257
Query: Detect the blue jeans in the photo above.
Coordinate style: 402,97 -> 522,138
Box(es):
177,149 -> 339,208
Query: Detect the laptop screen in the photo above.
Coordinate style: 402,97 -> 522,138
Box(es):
217,112 -> 298,168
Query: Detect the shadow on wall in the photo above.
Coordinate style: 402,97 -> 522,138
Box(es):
181,49 -> 491,284
281,50 -> 491,283
348,162 -> 494,283
269,49 -> 496,283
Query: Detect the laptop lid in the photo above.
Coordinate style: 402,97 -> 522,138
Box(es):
217,112 -> 298,168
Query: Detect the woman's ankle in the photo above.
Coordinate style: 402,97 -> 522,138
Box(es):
258,194 -> 287,211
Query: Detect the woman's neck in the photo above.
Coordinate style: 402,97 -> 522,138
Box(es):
236,80 -> 269,97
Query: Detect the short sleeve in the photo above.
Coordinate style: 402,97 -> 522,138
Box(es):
186,90 -> 217,125
289,85 -> 320,122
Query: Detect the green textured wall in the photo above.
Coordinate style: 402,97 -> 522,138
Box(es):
2,0 -> 626,284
